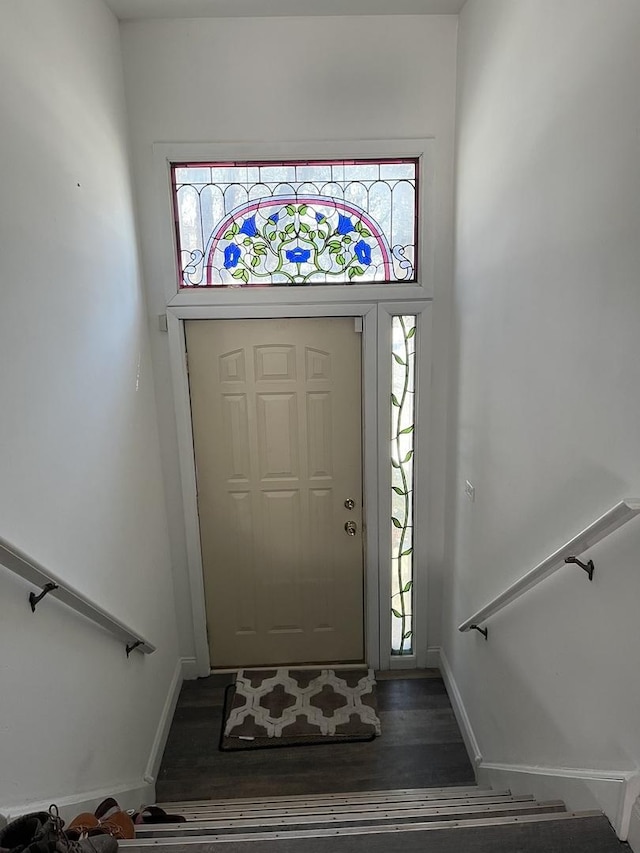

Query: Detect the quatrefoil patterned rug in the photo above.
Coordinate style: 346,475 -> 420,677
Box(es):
219,668 -> 381,751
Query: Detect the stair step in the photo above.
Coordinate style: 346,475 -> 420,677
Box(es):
120,810 -> 603,848
157,786 -> 507,811
133,801 -> 568,837
162,794 -> 533,822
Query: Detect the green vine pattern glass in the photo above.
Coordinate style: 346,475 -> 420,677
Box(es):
220,204 -> 375,285
391,315 -> 416,655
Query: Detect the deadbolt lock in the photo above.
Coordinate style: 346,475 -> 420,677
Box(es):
344,521 -> 358,536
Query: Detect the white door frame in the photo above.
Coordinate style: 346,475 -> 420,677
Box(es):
158,137 -> 434,675
167,299 -> 431,675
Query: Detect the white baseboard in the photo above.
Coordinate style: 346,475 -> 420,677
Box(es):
436,646 -> 482,767
627,797 -> 640,852
180,655 -> 199,681
2,656 -> 189,824
435,644 -> 639,841
478,761 -> 636,839
2,779 -> 154,824
425,646 -> 441,668
144,656 -> 189,784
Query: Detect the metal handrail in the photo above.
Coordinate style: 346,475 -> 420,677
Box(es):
0,535 -> 155,656
459,499 -> 640,637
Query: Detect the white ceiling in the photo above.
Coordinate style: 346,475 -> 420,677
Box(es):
105,0 -> 465,20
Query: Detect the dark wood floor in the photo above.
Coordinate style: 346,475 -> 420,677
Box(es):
156,670 -> 475,803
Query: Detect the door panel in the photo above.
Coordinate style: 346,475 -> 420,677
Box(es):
186,318 -> 364,667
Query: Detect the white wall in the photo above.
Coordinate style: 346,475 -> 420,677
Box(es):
120,15 -> 459,662
446,0 -> 640,819
0,0 -> 180,812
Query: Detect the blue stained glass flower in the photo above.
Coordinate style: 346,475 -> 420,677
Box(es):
270,212 -> 279,223
239,215 -> 258,237
354,239 -> 372,266
337,214 -> 353,235
224,244 -> 241,269
285,247 -> 311,264
315,212 -> 325,222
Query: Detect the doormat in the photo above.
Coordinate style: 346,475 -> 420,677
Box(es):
219,668 -> 381,751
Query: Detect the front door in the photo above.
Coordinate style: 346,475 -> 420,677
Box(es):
185,318 -> 364,667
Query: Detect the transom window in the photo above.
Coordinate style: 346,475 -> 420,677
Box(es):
172,159 -> 418,288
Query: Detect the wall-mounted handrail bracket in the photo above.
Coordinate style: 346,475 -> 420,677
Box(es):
126,639 -> 144,658
29,582 -> 59,612
470,624 -> 488,640
458,499 -> 640,634
1,535 -> 156,655
564,555 -> 595,581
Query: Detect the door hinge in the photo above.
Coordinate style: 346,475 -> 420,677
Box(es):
158,313 -> 168,332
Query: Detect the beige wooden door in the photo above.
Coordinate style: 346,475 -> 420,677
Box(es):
186,318 -> 364,668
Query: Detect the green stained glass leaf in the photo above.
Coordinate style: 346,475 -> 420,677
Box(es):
285,223 -> 295,234
403,630 -> 413,639
285,204 -> 295,215
392,353 -> 406,365
392,486 -> 406,495
300,223 -> 311,234
231,223 -> 239,236
391,516 -> 403,528
402,450 -> 414,463
399,425 -> 414,435
402,581 -> 413,592
336,254 -> 345,265
391,394 -> 400,407
267,231 -> 277,241
392,608 -> 403,618
251,256 -> 260,267
407,326 -> 416,339
328,240 -> 342,250
355,221 -> 363,233
279,231 -> 286,240
223,228 -> 235,240
242,238 -> 252,247
400,547 -> 413,556
343,236 -> 352,244
299,204 -> 308,215
267,217 -> 277,226
317,229 -> 327,240
348,266 -> 365,279
360,228 -> 372,238
232,268 -> 245,280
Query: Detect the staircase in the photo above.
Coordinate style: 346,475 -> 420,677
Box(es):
120,785 -> 626,852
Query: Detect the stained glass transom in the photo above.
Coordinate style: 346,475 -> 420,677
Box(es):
391,315 -> 416,655
172,159 -> 418,287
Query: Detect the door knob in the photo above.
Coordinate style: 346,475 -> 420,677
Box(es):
344,498 -> 355,509
345,521 -> 357,536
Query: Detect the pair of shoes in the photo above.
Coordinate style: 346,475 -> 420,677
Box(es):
131,807 -> 185,826
66,800 -> 133,842
0,810 -> 53,853
0,807 -> 116,853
